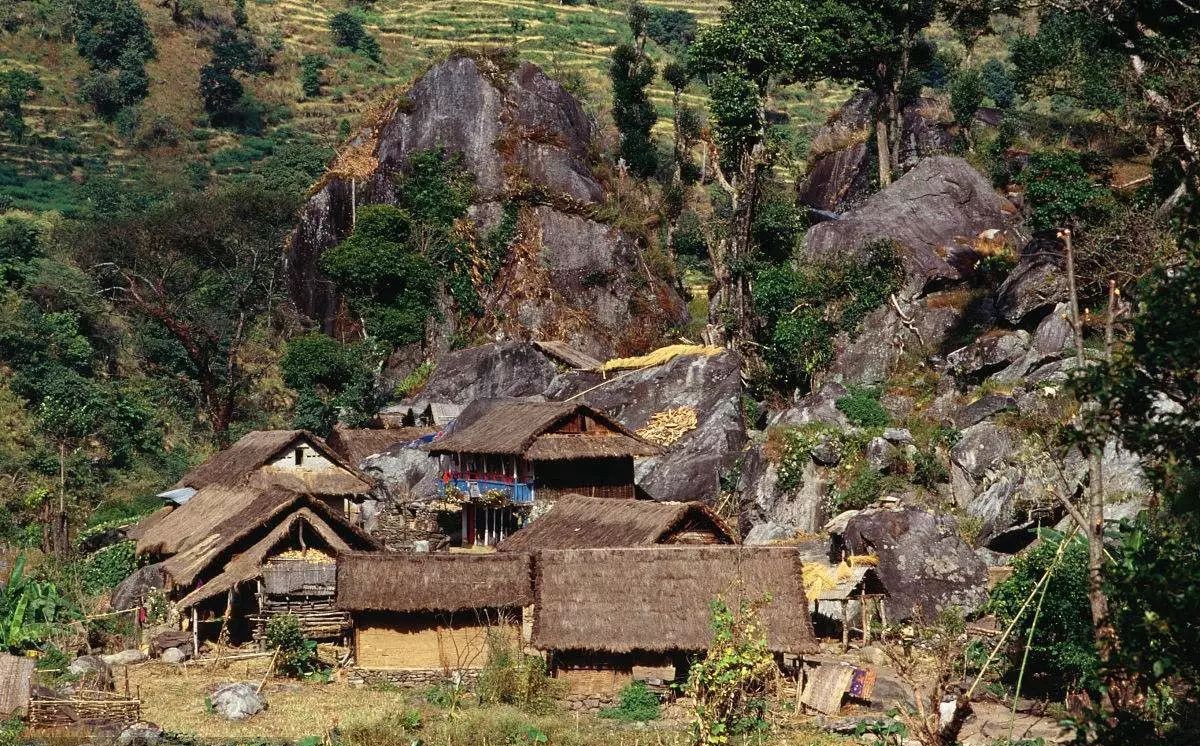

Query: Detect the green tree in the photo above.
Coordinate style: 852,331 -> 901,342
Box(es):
610,42 -> 658,178
281,333 -> 380,434
329,11 -> 381,61
949,66 -> 983,145
1010,4 -> 1200,211
0,69 -> 42,142
80,185 -> 295,444
200,29 -> 272,129
980,58 -> 1014,108
73,0 -> 154,114
1019,150 -> 1113,232
688,0 -> 820,344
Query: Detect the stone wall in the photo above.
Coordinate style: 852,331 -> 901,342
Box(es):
349,667 -> 480,688
562,693 -> 619,714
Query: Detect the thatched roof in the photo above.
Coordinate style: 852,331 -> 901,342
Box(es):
175,499 -> 378,610
532,341 -> 601,371
138,430 -> 372,558
174,430 -> 370,493
326,427 -> 433,466
337,552 -> 533,613
427,400 -> 661,459
495,496 -> 736,552
163,490 -> 380,594
532,547 -> 817,654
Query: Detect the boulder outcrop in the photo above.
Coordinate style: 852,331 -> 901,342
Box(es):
805,157 -> 1020,289
545,351 -> 746,504
831,507 -> 990,618
286,55 -> 683,359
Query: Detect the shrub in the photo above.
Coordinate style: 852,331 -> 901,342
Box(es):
834,467 -> 882,511
646,8 -> 698,49
80,540 -> 136,594
686,598 -> 776,745
330,11 -> 380,61
264,614 -> 319,678
599,681 -> 660,721
1018,150 -> 1114,231
672,211 -> 708,258
949,67 -> 985,130
986,530 -> 1096,697
835,386 -> 890,428
477,626 -> 562,714
300,54 -> 326,97
981,58 -> 1015,108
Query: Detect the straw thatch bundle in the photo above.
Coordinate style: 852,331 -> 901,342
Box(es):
426,401 -> 660,459
597,344 -> 723,373
495,495 -> 735,552
532,547 -> 817,654
337,552 -> 533,613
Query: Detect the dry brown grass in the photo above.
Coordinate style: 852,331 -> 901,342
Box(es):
126,660 -> 414,740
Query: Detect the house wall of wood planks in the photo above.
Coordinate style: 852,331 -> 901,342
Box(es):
353,611 -> 519,670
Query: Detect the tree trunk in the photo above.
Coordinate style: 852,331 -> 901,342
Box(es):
875,104 -> 892,187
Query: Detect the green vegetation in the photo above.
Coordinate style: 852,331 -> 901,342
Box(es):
477,627 -> 562,714
0,554 -> 79,653
330,11 -> 381,62
610,3 -> 658,178
835,386 -> 890,428
599,681 -> 661,722
987,530 -> 1096,697
753,241 -> 903,391
265,613 -> 321,678
686,597 -> 775,745
281,332 -> 381,434
0,69 -> 41,142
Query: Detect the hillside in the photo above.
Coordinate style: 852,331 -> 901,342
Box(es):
0,0 -> 845,215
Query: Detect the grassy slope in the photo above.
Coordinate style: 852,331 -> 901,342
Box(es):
0,0 -> 848,213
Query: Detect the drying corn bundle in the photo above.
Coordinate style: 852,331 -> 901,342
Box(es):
637,407 -> 699,446
274,548 -> 335,564
802,555 -> 880,596
598,344 -> 723,373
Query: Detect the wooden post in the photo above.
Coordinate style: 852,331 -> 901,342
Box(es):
191,607 -> 199,659
879,600 -> 888,642
841,600 -> 850,652
861,588 -> 871,646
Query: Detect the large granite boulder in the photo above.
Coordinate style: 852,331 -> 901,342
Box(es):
831,507 -> 989,619
738,445 -> 828,543
951,421 -> 1017,482
287,55 -> 684,356
805,157 -> 1020,290
545,351 -> 746,504
111,562 -> 164,612
797,93 -> 954,214
418,342 -> 556,404
996,239 -> 1068,326
209,682 -> 265,721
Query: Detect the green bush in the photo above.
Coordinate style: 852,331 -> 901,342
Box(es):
646,8 -> 697,49
835,386 -> 890,428
600,681 -> 661,721
330,11 -> 381,61
265,614 -> 319,678
981,59 -> 1015,108
986,530 -> 1096,697
1018,150 -> 1114,232
834,467 -> 882,511
949,67 -> 984,130
80,540 -> 136,594
300,54 -> 327,97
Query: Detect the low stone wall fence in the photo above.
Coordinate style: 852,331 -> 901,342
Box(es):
349,668 -> 480,688
563,693 -> 618,714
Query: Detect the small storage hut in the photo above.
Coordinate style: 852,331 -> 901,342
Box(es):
427,400 -> 662,547
495,495 -> 737,552
531,546 -> 817,695
325,426 -> 436,468
805,563 -> 888,650
337,552 -> 533,674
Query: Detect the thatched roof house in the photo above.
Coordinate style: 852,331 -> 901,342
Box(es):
137,430 -> 372,558
326,426 -> 435,468
428,401 -> 658,461
337,552 -> 533,671
532,546 -> 816,656
170,491 -> 381,610
425,400 -> 661,547
495,495 -> 736,552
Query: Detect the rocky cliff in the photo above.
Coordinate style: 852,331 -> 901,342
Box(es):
286,53 -> 685,360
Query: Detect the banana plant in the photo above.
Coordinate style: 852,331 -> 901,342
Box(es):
0,553 -> 77,652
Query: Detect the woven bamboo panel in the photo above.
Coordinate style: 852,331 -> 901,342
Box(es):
0,654 -> 33,716
28,691 -> 140,727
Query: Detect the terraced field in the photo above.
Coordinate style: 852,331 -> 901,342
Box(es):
0,0 -> 849,212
